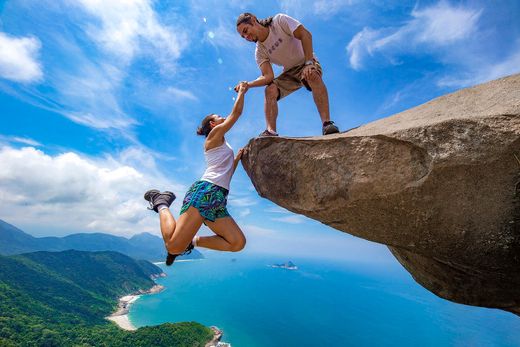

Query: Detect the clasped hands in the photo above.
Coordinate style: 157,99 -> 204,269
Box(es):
233,81 -> 249,93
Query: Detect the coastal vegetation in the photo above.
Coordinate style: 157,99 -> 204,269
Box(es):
0,250 -> 213,346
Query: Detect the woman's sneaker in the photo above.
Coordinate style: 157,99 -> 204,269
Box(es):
322,121 -> 339,135
144,189 -> 176,212
181,242 -> 194,255
165,253 -> 177,266
165,242 -> 194,266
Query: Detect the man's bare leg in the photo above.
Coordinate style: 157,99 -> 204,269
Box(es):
264,84 -> 280,133
307,72 -> 330,124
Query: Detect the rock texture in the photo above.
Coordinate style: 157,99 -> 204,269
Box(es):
241,74 -> 520,315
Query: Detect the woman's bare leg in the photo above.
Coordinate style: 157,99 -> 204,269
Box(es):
198,216 -> 246,252
165,206 -> 204,254
158,208 -> 176,246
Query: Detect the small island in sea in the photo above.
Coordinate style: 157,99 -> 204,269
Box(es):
269,261 -> 298,270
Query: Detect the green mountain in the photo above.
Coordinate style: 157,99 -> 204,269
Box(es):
0,219 -> 204,261
0,250 -> 213,346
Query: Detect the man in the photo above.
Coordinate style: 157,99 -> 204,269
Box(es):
236,12 -> 339,136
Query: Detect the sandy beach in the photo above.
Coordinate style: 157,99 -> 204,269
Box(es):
107,313 -> 137,331
106,285 -> 164,331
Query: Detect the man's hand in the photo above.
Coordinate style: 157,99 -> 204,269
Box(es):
234,81 -> 249,93
301,65 -> 319,82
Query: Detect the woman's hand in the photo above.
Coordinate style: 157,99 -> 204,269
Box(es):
234,81 -> 249,94
232,147 -> 246,175
235,147 -> 245,161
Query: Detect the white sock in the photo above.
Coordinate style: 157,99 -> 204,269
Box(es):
157,204 -> 169,212
192,235 -> 200,247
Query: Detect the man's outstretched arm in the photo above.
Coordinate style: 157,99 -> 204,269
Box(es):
235,62 -> 274,91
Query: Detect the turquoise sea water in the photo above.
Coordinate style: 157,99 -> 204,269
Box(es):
129,255 -> 520,346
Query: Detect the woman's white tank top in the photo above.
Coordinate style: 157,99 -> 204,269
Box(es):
200,141 -> 234,190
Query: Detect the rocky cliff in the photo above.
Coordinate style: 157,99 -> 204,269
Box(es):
241,74 -> 520,315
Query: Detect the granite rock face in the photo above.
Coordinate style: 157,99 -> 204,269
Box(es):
241,74 -> 520,314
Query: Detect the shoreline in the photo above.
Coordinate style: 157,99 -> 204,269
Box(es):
205,326 -> 224,347
106,284 -> 164,331
152,258 -> 205,265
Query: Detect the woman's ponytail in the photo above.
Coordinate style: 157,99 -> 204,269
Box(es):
197,114 -> 215,137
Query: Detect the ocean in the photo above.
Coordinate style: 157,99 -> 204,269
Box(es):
129,254 -> 520,346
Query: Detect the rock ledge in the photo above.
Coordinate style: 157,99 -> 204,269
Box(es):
242,74 -> 520,315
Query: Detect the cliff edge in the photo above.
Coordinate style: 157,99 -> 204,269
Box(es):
242,74 -> 520,315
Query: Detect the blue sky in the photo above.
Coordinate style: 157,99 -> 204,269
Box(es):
1,0 -> 519,262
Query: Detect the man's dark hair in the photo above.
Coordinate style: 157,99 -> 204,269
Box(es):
236,13 -> 273,28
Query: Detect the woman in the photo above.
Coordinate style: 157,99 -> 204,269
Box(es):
144,82 -> 249,265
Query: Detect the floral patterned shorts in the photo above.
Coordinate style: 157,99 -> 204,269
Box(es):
180,180 -> 230,222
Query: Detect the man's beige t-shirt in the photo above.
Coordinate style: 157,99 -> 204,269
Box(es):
255,14 -> 311,71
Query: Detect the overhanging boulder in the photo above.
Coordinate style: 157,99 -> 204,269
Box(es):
241,74 -> 520,314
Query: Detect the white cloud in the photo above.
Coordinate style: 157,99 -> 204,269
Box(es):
0,135 -> 42,147
0,146 -> 184,236
265,205 -> 307,224
313,0 -> 355,16
52,61 -> 137,131
6,0 -> 192,136
73,0 -> 187,64
265,206 -> 290,214
272,215 -> 307,224
238,208 -> 251,218
0,32 -> 43,83
437,44 -> 520,88
166,87 -> 199,101
228,195 -> 257,207
116,146 -> 176,171
0,25 -> 137,135
346,27 -> 379,70
227,0 -> 255,10
346,2 -> 482,70
240,222 -> 393,263
205,21 -> 244,50
411,3 -> 481,45
279,0 -> 355,19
